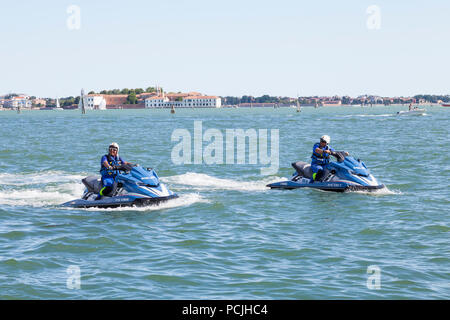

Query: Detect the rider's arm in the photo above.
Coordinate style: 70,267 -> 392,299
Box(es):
102,160 -> 113,170
315,147 -> 331,155
315,147 -> 324,154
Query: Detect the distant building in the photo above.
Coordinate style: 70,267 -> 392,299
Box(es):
166,92 -> 202,100
183,96 -> 221,108
322,100 -> 342,106
86,94 -> 107,110
6,96 -> 31,109
145,94 -> 221,108
32,98 -> 47,107
145,96 -> 169,108
102,94 -> 128,106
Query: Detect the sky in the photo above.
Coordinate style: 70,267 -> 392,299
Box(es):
1,0 -> 449,98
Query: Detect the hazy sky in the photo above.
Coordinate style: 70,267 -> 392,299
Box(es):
1,0 -> 449,98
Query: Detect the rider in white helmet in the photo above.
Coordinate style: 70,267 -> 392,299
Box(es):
96,142 -> 131,200
310,135 -> 334,182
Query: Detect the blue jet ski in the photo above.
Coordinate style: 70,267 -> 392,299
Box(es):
62,164 -> 178,208
267,151 -> 384,192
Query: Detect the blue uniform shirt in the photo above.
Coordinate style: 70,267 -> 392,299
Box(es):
100,154 -> 125,179
311,143 -> 334,165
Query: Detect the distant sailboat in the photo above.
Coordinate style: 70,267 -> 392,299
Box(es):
54,97 -> 63,110
296,94 -> 301,113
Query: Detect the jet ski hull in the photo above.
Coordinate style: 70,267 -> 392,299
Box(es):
267,180 -> 385,192
61,194 -> 178,208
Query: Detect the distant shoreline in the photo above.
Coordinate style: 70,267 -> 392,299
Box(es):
0,103 -> 444,112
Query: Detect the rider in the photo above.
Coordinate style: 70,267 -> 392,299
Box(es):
96,142 -> 131,199
310,135 -> 334,183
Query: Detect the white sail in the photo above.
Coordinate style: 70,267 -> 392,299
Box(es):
54,97 -> 63,110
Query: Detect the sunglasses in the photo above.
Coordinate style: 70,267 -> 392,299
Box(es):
320,140 -> 327,144
109,147 -> 118,151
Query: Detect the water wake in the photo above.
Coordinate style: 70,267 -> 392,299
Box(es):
164,172 -> 282,191
0,171 -> 85,207
80,193 -> 209,212
340,114 -> 393,118
0,183 -> 85,207
0,171 -> 84,186
351,186 -> 402,196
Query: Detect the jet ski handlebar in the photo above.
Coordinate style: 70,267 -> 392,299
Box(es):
111,163 -> 137,172
330,151 -> 349,162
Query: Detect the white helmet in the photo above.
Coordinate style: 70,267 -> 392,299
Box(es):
320,135 -> 330,144
109,142 -> 119,152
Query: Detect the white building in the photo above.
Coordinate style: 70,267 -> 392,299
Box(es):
183,96 -> 221,108
86,94 -> 107,110
145,95 -> 221,108
145,96 -> 170,108
6,96 -> 32,109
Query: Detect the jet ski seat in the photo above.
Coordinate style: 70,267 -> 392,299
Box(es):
82,176 -> 103,194
291,161 -> 313,179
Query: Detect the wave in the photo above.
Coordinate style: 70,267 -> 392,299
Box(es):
163,172 -> 283,191
340,114 -> 394,118
0,171 -> 85,186
351,186 -> 402,196
0,183 -> 85,207
0,171 -> 86,207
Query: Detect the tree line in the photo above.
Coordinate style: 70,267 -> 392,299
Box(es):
413,95 -> 450,103
222,95 -> 294,105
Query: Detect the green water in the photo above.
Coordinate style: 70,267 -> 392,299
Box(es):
0,106 -> 448,299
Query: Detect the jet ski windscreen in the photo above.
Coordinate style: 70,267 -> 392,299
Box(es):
332,151 -> 347,162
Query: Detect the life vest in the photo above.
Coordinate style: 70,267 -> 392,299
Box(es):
311,143 -> 331,165
100,154 -> 123,176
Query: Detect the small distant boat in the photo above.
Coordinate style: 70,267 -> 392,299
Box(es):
397,108 -> 426,116
54,98 -> 63,111
441,103 -> 450,107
